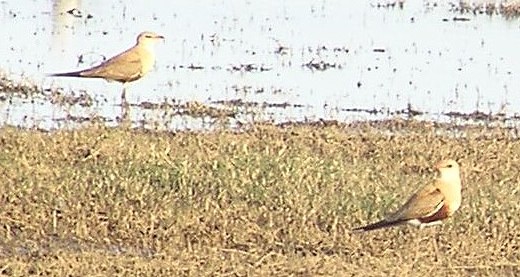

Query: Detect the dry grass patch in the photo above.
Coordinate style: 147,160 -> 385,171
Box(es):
0,121 -> 519,276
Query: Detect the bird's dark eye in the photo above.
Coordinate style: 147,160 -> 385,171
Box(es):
447,164 -> 453,168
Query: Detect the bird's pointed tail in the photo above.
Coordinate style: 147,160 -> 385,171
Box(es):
351,219 -> 405,233
47,70 -> 85,78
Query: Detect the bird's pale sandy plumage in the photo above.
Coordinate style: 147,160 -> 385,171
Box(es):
49,31 -> 164,107
352,159 -> 462,232
49,31 -> 164,83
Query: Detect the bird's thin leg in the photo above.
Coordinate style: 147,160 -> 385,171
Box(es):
120,83 -> 130,125
121,103 -> 130,124
411,231 -> 422,269
121,84 -> 128,106
432,233 -> 440,262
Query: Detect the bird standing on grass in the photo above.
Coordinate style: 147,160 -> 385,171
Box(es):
48,31 -> 165,103
352,159 -> 462,232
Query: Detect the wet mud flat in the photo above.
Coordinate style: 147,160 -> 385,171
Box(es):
2,71 -> 520,131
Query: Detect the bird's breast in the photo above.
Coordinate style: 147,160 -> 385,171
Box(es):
139,49 -> 156,74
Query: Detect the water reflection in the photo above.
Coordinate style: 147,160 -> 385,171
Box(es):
51,0 -> 81,55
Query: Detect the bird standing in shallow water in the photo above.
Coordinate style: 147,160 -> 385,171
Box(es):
49,31 -> 165,103
352,159 -> 462,233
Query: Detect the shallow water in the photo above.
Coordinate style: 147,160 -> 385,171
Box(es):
1,0 -> 520,130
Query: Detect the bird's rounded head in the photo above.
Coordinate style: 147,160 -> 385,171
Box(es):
435,159 -> 459,170
435,159 -> 461,180
136,31 -> 165,44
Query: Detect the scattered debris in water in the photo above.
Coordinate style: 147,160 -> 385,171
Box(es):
136,100 -> 237,118
303,59 -> 341,71
212,98 -> 305,109
0,71 -> 40,98
48,89 -> 94,107
444,110 -> 507,122
228,64 -> 272,72
449,0 -> 520,17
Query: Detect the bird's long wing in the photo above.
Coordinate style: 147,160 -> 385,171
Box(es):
352,184 -> 445,233
79,48 -> 143,82
388,183 -> 445,221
